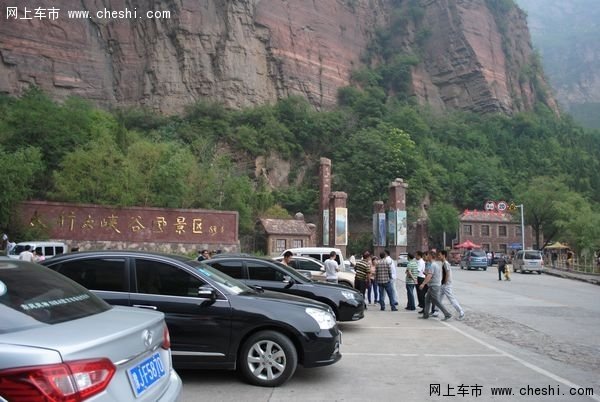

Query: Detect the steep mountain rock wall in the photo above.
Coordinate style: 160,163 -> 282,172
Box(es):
0,0 -> 554,114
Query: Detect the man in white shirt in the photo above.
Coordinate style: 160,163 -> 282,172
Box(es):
416,251 -> 427,309
18,245 -> 35,262
324,251 -> 340,283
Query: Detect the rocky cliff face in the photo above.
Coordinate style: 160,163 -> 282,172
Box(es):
0,0 -> 554,114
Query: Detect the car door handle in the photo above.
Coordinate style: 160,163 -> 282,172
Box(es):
132,304 -> 158,310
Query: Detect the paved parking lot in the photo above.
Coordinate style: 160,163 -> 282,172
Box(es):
178,302 -> 599,401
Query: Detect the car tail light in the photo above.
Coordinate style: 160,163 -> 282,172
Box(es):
0,358 -> 115,402
161,324 -> 171,350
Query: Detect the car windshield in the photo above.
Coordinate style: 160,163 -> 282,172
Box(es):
0,261 -> 110,333
186,260 -> 254,295
471,250 -> 486,257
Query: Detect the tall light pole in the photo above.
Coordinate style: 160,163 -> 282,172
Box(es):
516,204 -> 525,250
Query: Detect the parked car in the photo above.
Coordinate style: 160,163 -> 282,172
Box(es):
205,255 -> 365,322
41,251 -> 341,387
273,255 -> 355,288
459,249 -> 488,270
0,259 -> 182,401
7,241 -> 67,260
512,250 -> 544,274
397,252 -> 409,268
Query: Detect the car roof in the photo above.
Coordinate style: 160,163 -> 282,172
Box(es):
274,255 -> 323,263
42,249 -> 193,263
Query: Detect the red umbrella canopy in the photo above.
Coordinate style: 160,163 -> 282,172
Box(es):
454,240 -> 482,249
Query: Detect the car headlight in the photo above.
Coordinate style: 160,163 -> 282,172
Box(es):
341,290 -> 357,300
305,307 -> 336,329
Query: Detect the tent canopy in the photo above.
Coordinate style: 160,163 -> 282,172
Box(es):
545,241 -> 569,250
454,240 -> 482,249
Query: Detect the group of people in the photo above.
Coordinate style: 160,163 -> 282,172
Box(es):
352,249 -> 465,321
17,245 -> 45,262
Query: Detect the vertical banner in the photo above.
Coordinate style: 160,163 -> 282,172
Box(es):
335,207 -> 348,246
323,210 -> 329,246
378,212 -> 386,246
387,210 -> 397,246
397,210 -> 407,247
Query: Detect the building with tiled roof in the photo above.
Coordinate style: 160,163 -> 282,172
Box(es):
255,214 -> 316,255
457,209 -> 537,253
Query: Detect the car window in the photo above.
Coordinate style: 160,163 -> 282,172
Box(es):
295,259 -> 322,271
208,260 -> 244,279
524,252 -> 542,259
44,246 -> 53,256
135,259 -> 204,297
305,253 -> 323,262
247,261 -> 285,281
471,250 -> 486,257
54,258 -> 126,292
0,262 -> 110,332
189,261 -> 253,294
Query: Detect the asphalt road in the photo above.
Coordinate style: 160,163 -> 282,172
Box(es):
178,266 -> 600,401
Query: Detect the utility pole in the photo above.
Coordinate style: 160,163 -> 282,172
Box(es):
517,204 -> 525,250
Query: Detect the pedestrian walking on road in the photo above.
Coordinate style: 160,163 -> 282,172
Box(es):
418,252 -> 452,321
384,250 -> 399,306
353,251 -> 371,299
416,251 -> 426,309
498,256 -> 507,280
405,253 -> 418,311
440,250 -> 464,320
376,252 -> 397,311
367,256 -> 379,304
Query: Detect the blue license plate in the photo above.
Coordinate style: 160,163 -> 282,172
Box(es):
127,352 -> 166,397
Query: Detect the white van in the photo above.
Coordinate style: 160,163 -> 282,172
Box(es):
8,241 -> 68,260
512,250 -> 544,274
282,247 -> 352,271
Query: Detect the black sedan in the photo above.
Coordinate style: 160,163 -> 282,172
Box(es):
41,251 -> 342,387
205,255 -> 365,322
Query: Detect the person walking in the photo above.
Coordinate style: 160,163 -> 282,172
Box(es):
384,250 -> 399,306
353,251 -> 371,306
497,255 -> 507,280
440,250 -> 464,320
367,256 -> 379,304
405,253 -> 419,310
281,250 -> 293,266
375,252 -> 397,311
324,251 -> 340,283
418,251 -> 452,321
416,251 -> 427,309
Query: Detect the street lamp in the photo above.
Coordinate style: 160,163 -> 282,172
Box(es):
516,204 -> 525,250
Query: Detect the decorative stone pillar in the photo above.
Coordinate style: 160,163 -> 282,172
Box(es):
328,192 -> 348,257
386,178 -> 408,258
319,158 -> 332,246
373,201 -> 386,257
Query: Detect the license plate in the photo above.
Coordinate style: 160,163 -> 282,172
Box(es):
127,352 -> 166,397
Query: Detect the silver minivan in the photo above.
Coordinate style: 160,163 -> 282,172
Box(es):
512,250 -> 544,274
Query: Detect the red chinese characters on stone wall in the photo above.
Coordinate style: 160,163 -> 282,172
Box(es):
20,201 -> 238,245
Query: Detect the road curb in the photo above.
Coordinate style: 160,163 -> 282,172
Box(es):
543,268 -> 600,286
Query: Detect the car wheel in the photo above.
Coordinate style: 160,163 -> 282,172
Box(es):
238,330 -> 297,387
483,267 -> 487,271
520,269 -> 525,274
537,271 -> 542,275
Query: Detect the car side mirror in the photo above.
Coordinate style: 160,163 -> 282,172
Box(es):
283,275 -> 295,288
197,285 -> 217,303
320,267 -> 325,272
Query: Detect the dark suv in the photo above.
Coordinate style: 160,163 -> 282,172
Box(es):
42,251 -> 342,387
206,255 -> 365,321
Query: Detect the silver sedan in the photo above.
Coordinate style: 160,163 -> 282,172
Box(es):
0,260 -> 181,401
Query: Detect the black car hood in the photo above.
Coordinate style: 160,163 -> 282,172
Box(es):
242,288 -> 331,311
